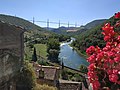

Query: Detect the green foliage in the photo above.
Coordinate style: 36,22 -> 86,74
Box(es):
38,60 -> 49,66
72,17 -> 115,54
61,69 -> 84,82
47,38 -> 60,63
32,47 -> 37,62
47,38 -> 60,51
15,62 -> 36,89
79,65 -> 88,74
61,69 -> 68,80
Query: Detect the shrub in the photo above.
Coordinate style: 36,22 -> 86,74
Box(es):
86,12 -> 120,90
33,84 -> 57,90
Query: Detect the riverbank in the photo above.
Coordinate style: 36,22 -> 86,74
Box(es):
59,38 -> 89,69
72,46 -> 87,59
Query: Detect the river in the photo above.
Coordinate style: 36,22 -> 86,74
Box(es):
59,38 -> 89,70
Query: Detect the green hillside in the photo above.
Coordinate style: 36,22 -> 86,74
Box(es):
71,16 -> 118,55
0,14 -> 52,35
84,19 -> 107,29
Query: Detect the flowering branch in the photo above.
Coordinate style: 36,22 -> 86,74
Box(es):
86,12 -> 120,90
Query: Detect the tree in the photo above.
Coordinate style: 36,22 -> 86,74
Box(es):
32,47 -> 37,62
61,60 -> 64,69
47,38 -> 60,63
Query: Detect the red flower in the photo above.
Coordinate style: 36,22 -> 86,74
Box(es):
86,46 -> 95,55
117,36 -> 120,42
87,54 -> 96,63
86,12 -> 120,89
88,63 -> 96,71
92,80 -> 100,90
109,59 -> 114,64
96,46 -> 101,53
107,51 -> 114,58
112,69 -> 118,74
102,23 -> 114,32
114,12 -> 120,19
96,52 -> 104,61
104,36 -> 111,41
109,74 -> 118,83
107,69 -> 112,75
114,57 -> 120,63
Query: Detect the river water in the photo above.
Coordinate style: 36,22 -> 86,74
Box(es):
59,38 -> 89,70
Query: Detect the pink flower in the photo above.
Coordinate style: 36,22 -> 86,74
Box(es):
109,59 -> 114,64
96,52 -> 104,61
109,74 -> 118,83
87,54 -> 96,63
107,51 -> 114,57
104,36 -> 111,41
88,63 -> 96,71
112,69 -> 118,74
102,23 -> 114,34
86,46 -> 95,55
86,12 -> 120,89
107,69 -> 113,74
114,57 -> 120,63
117,36 -> 120,42
92,80 -> 100,90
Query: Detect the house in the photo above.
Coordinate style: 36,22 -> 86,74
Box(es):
33,63 -> 60,87
33,63 -> 88,90
0,20 -> 25,90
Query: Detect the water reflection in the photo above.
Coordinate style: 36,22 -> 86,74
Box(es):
59,38 -> 89,70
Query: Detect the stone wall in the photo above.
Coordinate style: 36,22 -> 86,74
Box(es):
59,83 -> 82,90
37,79 -> 55,86
0,21 -> 24,89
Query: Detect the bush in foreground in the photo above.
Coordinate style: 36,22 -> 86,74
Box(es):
86,12 -> 120,90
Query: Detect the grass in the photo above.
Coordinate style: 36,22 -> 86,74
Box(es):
24,44 -> 48,61
34,44 -> 47,59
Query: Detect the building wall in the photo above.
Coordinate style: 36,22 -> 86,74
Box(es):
0,22 -> 24,89
59,83 -> 82,90
37,79 -> 55,86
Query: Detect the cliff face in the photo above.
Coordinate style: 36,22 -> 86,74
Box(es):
0,21 -> 24,89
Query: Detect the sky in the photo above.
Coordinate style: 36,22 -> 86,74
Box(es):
0,0 -> 120,28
